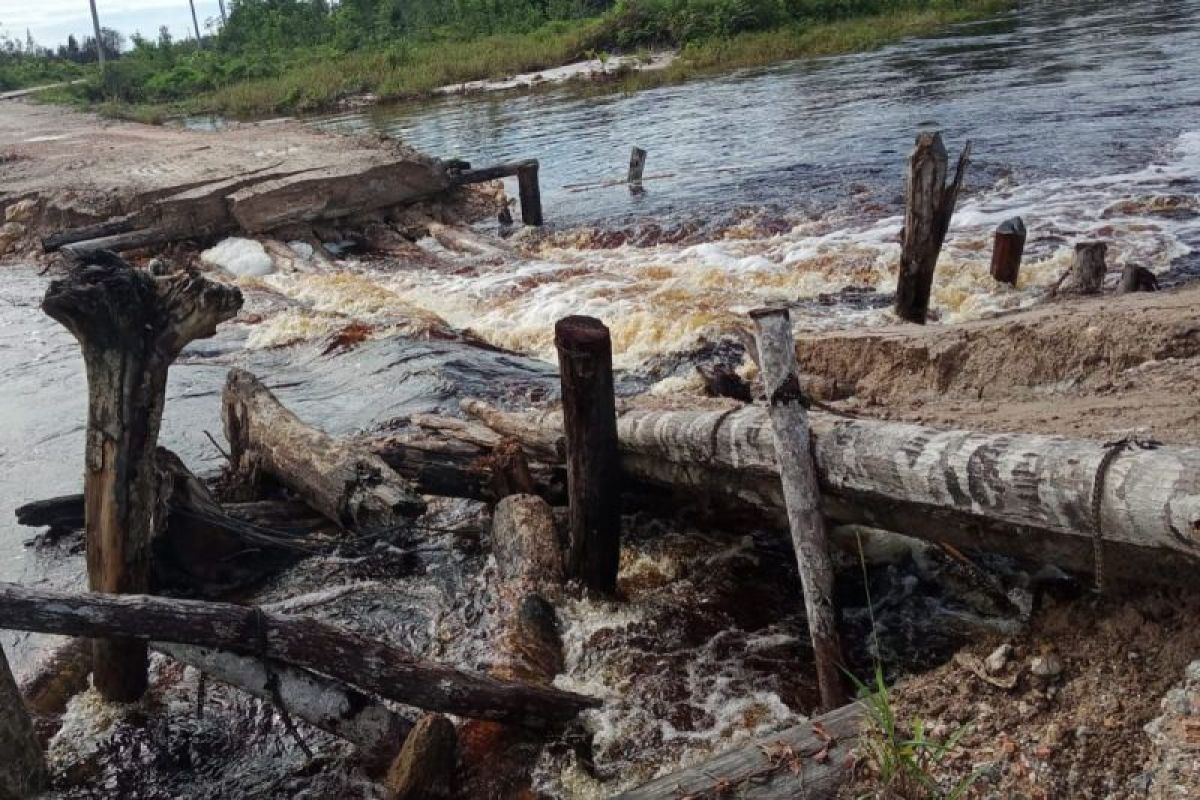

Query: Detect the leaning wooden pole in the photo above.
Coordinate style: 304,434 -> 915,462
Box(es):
894,132 -> 971,323
0,645 -> 46,800
750,308 -> 846,710
42,252 -> 242,701
555,316 -> 621,594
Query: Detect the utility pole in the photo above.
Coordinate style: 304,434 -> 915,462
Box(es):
218,0 -> 227,25
189,0 -> 204,47
88,0 -> 106,72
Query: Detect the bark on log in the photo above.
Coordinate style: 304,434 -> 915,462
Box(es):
42,216 -> 136,252
0,645 -> 46,800
156,643 -> 411,771
615,702 -> 863,799
461,400 -> 1200,585
751,308 -> 845,710
1069,241 -> 1107,294
42,252 -> 243,702
894,132 -> 971,323
989,216 -> 1026,285
384,713 -> 457,800
222,368 -> 425,529
0,583 -> 599,727
1118,264 -> 1159,294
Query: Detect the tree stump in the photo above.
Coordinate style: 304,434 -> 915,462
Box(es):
41,252 -> 243,701
1,645 -> 47,800
554,316 -> 621,594
1118,264 -> 1159,294
1069,241 -> 1107,294
516,161 -> 543,226
989,216 -> 1027,285
749,307 -> 846,710
894,132 -> 971,323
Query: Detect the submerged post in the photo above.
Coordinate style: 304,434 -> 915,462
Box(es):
750,307 -> 846,710
894,131 -> 971,323
42,253 -> 242,701
628,147 -> 647,192
516,161 -> 543,226
555,316 -> 620,594
0,644 -> 47,800
990,216 -> 1026,285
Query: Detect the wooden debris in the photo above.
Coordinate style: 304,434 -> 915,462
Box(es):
18,637 -> 93,717
990,216 -> 1027,285
0,644 -> 46,800
451,159 -> 544,226
42,252 -> 243,702
222,368 -> 425,530
1118,264 -> 1159,293
1070,241 -> 1108,293
555,316 -> 621,593
894,132 -> 971,323
0,583 -> 600,727
384,713 -> 457,800
615,702 -> 864,799
751,307 -> 846,710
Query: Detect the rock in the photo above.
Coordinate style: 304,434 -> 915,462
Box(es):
1031,653 -> 1064,679
384,712 -> 456,800
4,198 -> 37,223
0,221 -> 26,255
986,643 -> 1014,674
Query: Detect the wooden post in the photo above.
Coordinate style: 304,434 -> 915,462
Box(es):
1118,264 -> 1159,294
749,307 -> 846,710
88,0 -> 106,73
0,645 -> 47,800
894,132 -> 971,323
628,147 -> 647,193
516,161 -> 543,226
1070,241 -> 1107,294
554,316 -> 621,594
189,0 -> 204,46
989,216 -> 1026,285
41,253 -> 243,701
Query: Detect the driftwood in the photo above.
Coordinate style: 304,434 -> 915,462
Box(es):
384,713 -> 457,800
451,158 -> 543,226
1070,241 -> 1107,293
894,132 -> 971,323
43,253 -> 243,701
461,400 -> 1200,585
0,645 -> 46,800
0,583 -> 599,727
1118,264 -> 1159,293
989,216 -> 1026,285
616,701 -> 864,799
222,368 -> 425,529
751,308 -> 845,710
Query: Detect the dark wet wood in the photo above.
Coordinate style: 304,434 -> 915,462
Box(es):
628,147 -> 647,185
15,494 -> 84,530
0,583 -> 600,727
516,161 -> 543,226
555,315 -> 621,593
990,216 -> 1027,285
1070,241 -> 1108,293
42,216 -> 136,252
42,252 -> 242,702
0,645 -> 46,800
616,702 -> 864,799
385,713 -> 457,800
894,132 -> 971,323
1118,264 -> 1159,294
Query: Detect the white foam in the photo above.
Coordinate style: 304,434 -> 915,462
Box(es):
201,237 -> 274,277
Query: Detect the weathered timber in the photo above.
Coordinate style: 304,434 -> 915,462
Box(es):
461,400 -> 1200,585
0,645 -> 46,800
156,643 -> 411,770
15,494 -> 84,530
615,702 -> 864,799
384,713 -> 457,800
1119,264 -> 1159,294
555,316 -> 621,593
894,132 -> 971,323
42,216 -> 136,252
222,368 -> 425,529
751,308 -> 846,710
516,161 -> 543,226
0,584 -> 599,726
990,216 -> 1026,285
42,253 -> 243,702
1070,241 -> 1108,293
628,147 -> 647,192
18,637 -> 93,716
62,227 -> 180,258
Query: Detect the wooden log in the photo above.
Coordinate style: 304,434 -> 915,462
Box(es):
0,583 -> 599,727
42,216 -> 136,252
1118,264 -> 1159,294
894,132 -> 971,323
15,494 -> 84,530
989,216 -> 1026,285
555,316 -> 621,593
1069,241 -> 1107,294
628,147 -> 647,192
461,400 -> 1200,585
0,645 -> 46,800
384,713 -> 457,800
449,160 -> 535,185
222,368 -> 425,530
750,308 -> 845,710
42,252 -> 243,702
61,227 -> 181,258
615,702 -> 863,799
517,161 -> 544,226
155,643 -> 411,771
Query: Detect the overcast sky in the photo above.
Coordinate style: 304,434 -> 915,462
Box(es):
0,0 -> 227,50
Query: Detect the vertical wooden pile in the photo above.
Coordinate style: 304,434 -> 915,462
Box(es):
750,307 -> 846,710
0,645 -> 46,800
990,216 -> 1027,285
42,253 -> 242,700
894,131 -> 971,323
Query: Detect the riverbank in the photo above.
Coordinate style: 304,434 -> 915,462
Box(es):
35,0 -> 1013,123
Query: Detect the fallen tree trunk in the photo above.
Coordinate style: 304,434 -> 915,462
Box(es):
0,583 -> 599,728
222,368 -> 425,529
462,400 -> 1200,585
615,701 -> 863,799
